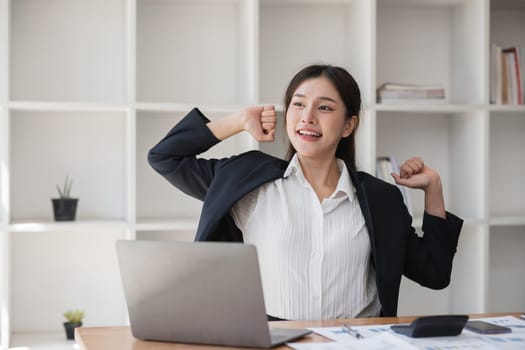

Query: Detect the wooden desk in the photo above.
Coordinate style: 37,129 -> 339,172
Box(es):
75,313 -> 522,350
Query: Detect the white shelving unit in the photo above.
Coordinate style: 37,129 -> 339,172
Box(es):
1,0 -> 524,348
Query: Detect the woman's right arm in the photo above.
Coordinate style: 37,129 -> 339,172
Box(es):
207,105 -> 276,141
148,106 -> 276,201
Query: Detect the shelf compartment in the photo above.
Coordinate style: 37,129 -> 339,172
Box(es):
137,0 -> 254,105
489,112 -> 525,218
377,0 -> 486,104
10,229 -> 128,332
259,0 -> 372,104
10,0 -> 127,103
488,225 -> 525,313
10,111 -> 128,222
136,110 -> 255,222
376,111 -> 486,221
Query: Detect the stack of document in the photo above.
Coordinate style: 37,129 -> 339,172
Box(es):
377,82 -> 446,104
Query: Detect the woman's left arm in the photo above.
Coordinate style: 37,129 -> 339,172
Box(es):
391,157 -> 446,219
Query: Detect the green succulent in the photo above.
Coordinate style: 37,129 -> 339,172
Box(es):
63,309 -> 84,324
56,174 -> 74,198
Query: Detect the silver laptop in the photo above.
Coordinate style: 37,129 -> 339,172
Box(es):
116,240 -> 312,347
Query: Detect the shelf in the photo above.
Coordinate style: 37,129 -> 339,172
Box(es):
2,1 -> 525,347
490,216 -> 525,226
10,0 -> 127,103
10,332 -> 78,350
9,220 -> 129,233
135,102 -> 248,114
373,103 -> 480,112
8,101 -> 129,112
488,105 -> 525,112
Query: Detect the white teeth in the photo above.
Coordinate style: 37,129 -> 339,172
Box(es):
298,130 -> 321,137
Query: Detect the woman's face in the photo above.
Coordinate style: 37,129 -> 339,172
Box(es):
286,76 -> 356,161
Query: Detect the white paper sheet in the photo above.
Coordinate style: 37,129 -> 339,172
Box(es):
288,332 -> 418,350
308,324 -> 392,342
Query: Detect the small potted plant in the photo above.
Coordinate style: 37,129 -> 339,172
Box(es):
63,309 -> 84,340
52,174 -> 78,221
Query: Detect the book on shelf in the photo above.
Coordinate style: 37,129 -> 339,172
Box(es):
377,82 -> 446,105
491,44 -> 502,105
375,156 -> 413,216
491,44 -> 524,105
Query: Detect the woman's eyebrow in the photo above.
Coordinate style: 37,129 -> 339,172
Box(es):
293,93 -> 338,104
319,96 -> 338,104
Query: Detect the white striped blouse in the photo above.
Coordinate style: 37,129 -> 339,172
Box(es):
230,154 -> 381,320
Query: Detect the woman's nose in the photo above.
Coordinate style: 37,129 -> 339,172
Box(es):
301,108 -> 316,124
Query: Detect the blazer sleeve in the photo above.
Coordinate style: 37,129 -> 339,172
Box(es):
147,108 -> 221,201
403,209 -> 463,289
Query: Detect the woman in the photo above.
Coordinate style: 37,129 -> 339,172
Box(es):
148,64 -> 463,320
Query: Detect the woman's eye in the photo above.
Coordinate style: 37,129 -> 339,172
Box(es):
319,105 -> 333,111
292,101 -> 303,107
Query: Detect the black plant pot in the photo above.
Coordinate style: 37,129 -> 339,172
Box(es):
64,321 -> 82,340
52,198 -> 78,221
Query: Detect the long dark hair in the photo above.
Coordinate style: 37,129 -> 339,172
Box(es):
284,64 -> 361,171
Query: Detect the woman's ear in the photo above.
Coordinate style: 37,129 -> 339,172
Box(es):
342,115 -> 358,138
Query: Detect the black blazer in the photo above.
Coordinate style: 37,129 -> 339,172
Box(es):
148,108 -> 463,317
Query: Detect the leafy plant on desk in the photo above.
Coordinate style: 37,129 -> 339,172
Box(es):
63,309 -> 84,340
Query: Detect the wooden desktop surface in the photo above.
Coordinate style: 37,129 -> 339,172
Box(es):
75,313 -> 522,350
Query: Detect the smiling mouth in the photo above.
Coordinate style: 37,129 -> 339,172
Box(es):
297,130 -> 321,137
